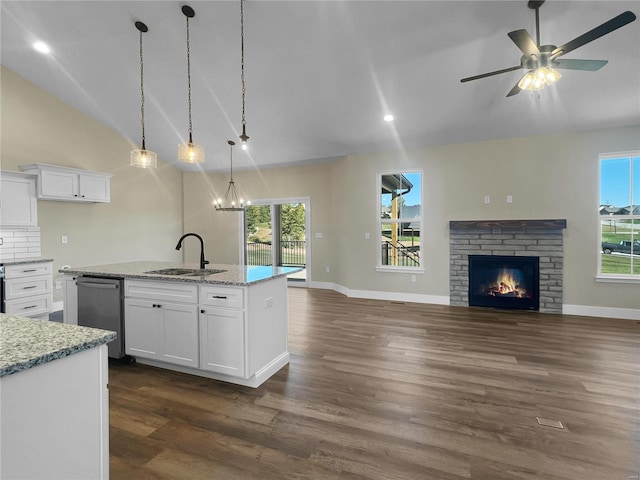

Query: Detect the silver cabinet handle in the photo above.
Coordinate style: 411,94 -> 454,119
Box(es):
23,286 -> 37,289
23,305 -> 38,309
211,295 -> 228,299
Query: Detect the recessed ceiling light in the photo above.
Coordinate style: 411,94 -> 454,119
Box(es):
383,114 -> 394,122
33,41 -> 51,54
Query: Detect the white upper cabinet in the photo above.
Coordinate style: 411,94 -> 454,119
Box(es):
20,163 -> 112,203
0,171 -> 38,227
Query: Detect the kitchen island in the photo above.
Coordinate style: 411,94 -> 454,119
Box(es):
0,313 -> 115,479
62,261 -> 300,388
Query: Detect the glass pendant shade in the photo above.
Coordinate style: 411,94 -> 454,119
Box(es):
130,148 -> 158,168
130,21 -> 157,168
179,5 -> 204,165
178,140 -> 204,164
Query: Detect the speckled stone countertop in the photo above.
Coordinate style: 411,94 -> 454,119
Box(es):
1,258 -> 54,266
60,261 -> 302,286
0,313 -> 116,377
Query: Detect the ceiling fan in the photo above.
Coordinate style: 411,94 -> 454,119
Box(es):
460,0 -> 637,97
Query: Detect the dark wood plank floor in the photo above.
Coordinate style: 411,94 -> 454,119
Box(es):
109,288 -> 640,479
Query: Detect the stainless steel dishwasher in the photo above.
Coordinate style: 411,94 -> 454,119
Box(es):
76,276 -> 124,358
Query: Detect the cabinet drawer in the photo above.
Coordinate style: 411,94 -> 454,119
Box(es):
5,262 -> 52,279
125,280 -> 198,304
4,275 -> 52,300
5,294 -> 53,318
199,285 -> 244,309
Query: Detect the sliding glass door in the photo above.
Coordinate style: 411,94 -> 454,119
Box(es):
244,198 -> 309,286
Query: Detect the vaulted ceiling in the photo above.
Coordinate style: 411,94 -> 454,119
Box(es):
2,1 -> 639,172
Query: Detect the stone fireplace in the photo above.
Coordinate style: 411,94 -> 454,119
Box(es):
449,219 -> 567,314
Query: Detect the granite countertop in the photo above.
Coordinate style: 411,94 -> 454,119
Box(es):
0,314 -> 116,377
1,258 -> 54,266
60,261 -> 302,286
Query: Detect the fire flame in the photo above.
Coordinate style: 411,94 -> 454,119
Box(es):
485,268 -> 528,298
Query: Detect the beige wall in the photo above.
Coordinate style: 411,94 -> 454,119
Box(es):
3,66 -> 638,313
185,126 -> 640,312
1,67 -> 184,302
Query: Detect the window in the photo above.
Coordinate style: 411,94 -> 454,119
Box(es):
598,152 -> 639,279
377,171 -> 422,271
243,198 -> 309,286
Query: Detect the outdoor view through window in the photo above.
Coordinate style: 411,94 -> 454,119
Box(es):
379,171 -> 422,270
599,152 -> 639,277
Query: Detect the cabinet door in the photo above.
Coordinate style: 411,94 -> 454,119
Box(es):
162,303 -> 199,367
79,173 -> 110,202
125,298 -> 163,360
199,308 -> 246,377
0,174 -> 37,226
62,275 -> 78,325
39,169 -> 78,199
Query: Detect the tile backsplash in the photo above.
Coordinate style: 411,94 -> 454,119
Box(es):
0,227 -> 42,260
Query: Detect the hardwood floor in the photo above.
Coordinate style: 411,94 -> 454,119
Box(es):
109,288 -> 640,479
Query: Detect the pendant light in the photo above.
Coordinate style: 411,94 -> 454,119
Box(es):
214,140 -> 250,211
130,21 -> 157,168
178,5 -> 204,164
238,0 -> 249,150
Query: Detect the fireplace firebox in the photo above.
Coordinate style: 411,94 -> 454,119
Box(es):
468,255 -> 539,311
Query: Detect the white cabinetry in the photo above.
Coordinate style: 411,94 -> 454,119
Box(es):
120,275 -> 289,388
199,285 -> 246,377
20,163 -> 112,203
0,171 -> 38,227
62,273 -> 79,324
124,280 -> 199,367
4,262 -> 53,320
0,345 -> 109,479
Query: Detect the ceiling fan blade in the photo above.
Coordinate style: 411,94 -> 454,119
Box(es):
506,80 -> 522,97
551,11 -> 637,58
508,29 -> 540,57
460,65 -> 522,83
552,58 -> 608,71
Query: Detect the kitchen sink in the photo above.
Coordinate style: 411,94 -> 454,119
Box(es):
144,268 -> 226,276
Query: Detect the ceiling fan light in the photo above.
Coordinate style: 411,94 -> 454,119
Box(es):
544,67 -> 562,85
130,149 -> 157,169
518,72 -> 535,90
178,142 -> 204,164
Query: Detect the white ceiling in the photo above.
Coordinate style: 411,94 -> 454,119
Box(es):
2,1 -> 639,172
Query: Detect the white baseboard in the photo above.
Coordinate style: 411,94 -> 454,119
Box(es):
307,281 -> 449,305
563,304 -> 640,321
306,283 -> 636,320
52,301 -> 64,312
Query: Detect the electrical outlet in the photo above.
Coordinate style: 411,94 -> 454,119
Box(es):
61,235 -> 68,244
506,195 -> 513,204
483,195 -> 491,205
365,232 -> 370,240
55,280 -> 62,290
325,266 -> 330,273
411,275 -> 416,283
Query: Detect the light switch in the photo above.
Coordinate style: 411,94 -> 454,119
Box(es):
506,195 -> 513,204
365,232 -> 370,240
61,235 -> 68,244
315,232 -> 323,239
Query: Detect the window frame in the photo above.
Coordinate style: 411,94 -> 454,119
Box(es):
376,169 -> 424,273
596,151 -> 640,283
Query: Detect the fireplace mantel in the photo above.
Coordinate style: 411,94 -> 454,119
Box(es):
450,219 -> 567,231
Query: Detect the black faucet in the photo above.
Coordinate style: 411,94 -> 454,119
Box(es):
175,233 -> 209,270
